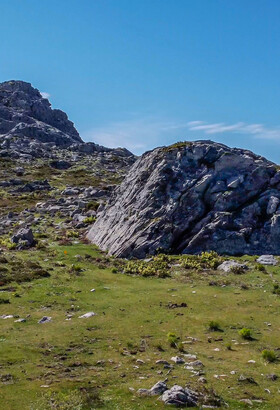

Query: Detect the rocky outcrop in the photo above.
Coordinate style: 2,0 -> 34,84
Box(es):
0,80 -> 135,161
0,80 -> 82,147
87,140 -> 280,258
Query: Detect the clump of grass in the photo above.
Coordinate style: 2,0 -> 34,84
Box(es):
262,349 -> 277,363
83,216 -> 96,225
86,201 -> 99,211
256,263 -> 266,272
66,230 -> 79,238
155,342 -> 164,352
167,332 -> 179,348
225,342 -> 232,351
208,320 -> 223,332
177,341 -> 185,352
239,328 -> 252,340
230,265 -> 245,275
0,297 -> 10,304
272,284 -> 280,295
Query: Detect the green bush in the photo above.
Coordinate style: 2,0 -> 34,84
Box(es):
256,263 -> 266,272
208,320 -> 222,331
262,349 -> 277,363
83,216 -> 96,225
238,328 -> 252,340
66,230 -> 79,238
181,251 -> 221,270
167,332 -> 179,348
123,254 -> 170,278
71,264 -> 82,273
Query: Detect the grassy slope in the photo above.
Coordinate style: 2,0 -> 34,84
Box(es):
0,243 -> 280,409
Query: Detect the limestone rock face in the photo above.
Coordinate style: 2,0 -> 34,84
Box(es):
0,80 -> 135,160
0,80 -> 82,146
87,141 -> 280,258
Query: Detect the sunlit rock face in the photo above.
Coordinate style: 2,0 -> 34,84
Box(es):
87,140 -> 280,258
0,80 -> 82,147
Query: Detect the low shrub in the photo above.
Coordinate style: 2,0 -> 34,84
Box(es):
230,265 -> 245,275
167,332 -> 179,348
0,297 -> 10,304
238,328 -> 252,340
83,216 -> 96,225
208,320 -> 222,332
181,251 -> 221,270
262,349 -> 277,363
256,263 -> 266,272
123,254 -> 170,278
272,284 -> 280,295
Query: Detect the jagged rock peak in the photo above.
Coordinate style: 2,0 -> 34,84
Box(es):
87,140 -> 280,258
0,80 -> 82,146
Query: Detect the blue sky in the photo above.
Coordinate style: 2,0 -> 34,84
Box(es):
0,0 -> 280,161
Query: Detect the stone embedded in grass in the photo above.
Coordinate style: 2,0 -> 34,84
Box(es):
257,255 -> 278,265
171,356 -> 185,364
238,375 -> 258,384
156,360 -> 170,366
149,381 -> 168,396
183,354 -> 197,360
0,315 -> 13,319
137,381 -> 168,397
14,318 -> 26,323
185,360 -> 204,367
38,316 -> 52,324
161,385 -> 198,407
217,260 -> 248,273
78,312 -> 96,319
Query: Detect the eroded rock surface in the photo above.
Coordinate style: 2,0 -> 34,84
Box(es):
88,141 -> 280,258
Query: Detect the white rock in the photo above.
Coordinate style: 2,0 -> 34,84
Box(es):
218,260 -> 247,272
171,356 -> 185,364
257,255 -> 278,265
78,312 -> 96,318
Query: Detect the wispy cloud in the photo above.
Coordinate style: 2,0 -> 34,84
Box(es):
40,91 -> 51,99
83,116 -> 280,154
83,117 -> 189,153
187,121 -> 280,140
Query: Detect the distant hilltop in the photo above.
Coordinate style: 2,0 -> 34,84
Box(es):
0,80 -> 134,159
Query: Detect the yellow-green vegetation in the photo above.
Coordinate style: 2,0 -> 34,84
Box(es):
0,238 -> 280,409
262,349 -> 277,363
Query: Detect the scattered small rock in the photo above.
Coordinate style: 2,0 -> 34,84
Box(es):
78,312 -> 96,319
38,316 -> 52,324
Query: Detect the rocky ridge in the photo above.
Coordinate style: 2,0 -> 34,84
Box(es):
88,140 -> 280,258
0,80 -> 134,160
0,80 -> 135,245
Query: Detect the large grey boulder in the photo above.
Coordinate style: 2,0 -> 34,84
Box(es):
87,141 -> 280,258
11,228 -> 34,247
161,385 -> 198,407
